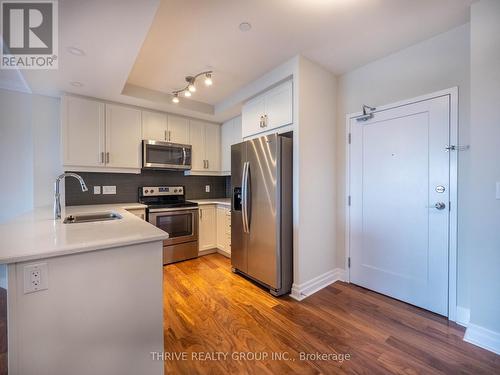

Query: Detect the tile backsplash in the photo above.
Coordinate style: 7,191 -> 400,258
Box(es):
65,170 -> 230,206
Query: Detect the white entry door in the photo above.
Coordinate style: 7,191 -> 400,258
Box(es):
349,94 -> 451,316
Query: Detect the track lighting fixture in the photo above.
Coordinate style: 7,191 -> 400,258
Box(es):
171,70 -> 213,103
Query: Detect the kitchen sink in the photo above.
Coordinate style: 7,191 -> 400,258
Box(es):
63,212 -> 123,224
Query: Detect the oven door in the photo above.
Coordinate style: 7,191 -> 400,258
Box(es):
148,208 -> 198,246
143,140 -> 192,170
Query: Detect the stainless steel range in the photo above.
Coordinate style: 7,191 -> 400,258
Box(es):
139,186 -> 199,265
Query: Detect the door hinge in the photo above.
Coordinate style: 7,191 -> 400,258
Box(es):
348,257 -> 351,268
348,196 -> 351,206
348,133 -> 351,144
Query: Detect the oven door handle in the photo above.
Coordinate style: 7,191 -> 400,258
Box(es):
148,207 -> 199,213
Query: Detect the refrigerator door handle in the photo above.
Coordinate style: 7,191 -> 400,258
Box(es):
245,161 -> 250,232
241,161 -> 248,233
242,161 -> 251,233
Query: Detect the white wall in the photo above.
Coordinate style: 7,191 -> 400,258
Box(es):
32,95 -> 62,207
335,24 -> 471,306
467,0 -> 500,335
294,56 -> 337,287
0,89 -> 60,222
0,89 -> 34,222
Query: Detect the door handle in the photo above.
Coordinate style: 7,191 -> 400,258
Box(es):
206,159 -> 209,169
241,162 -> 249,233
164,130 -> 167,141
168,130 -> 172,142
428,202 -> 446,210
100,152 -> 104,164
106,152 -> 110,164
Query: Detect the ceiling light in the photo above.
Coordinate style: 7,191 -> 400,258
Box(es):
204,73 -> 213,86
171,70 -> 213,101
70,81 -> 83,87
239,22 -> 252,32
67,47 -> 85,56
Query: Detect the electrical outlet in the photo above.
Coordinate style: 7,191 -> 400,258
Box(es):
23,263 -> 48,294
205,185 -> 210,193
102,186 -> 116,195
93,186 -> 101,195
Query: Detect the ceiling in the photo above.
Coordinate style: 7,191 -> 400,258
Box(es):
5,0 -> 476,122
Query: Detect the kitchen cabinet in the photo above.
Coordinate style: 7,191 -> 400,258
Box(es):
142,110 -> 167,141
168,115 -> 190,144
188,120 -> 221,174
142,112 -> 190,144
62,96 -> 142,173
199,205 -> 217,251
221,116 -> 242,175
216,206 -> 231,256
125,208 -> 146,220
242,80 -> 293,138
62,96 -> 105,167
105,104 -> 142,169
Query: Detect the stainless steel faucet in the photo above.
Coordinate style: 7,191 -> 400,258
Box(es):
54,173 -> 88,219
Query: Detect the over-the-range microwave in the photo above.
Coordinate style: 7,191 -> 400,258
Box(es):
142,140 -> 192,170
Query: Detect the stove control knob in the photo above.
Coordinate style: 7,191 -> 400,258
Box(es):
145,190 -> 149,194
174,189 -> 178,193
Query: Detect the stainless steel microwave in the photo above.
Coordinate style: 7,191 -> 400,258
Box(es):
142,140 -> 192,170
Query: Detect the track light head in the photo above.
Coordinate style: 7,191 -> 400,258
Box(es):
172,93 -> 179,103
204,73 -> 213,86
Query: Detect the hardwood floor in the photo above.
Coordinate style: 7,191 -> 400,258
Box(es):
164,254 -> 500,374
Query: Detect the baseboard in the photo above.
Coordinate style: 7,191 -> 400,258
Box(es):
216,249 -> 231,258
198,249 -> 217,257
290,268 -> 346,301
464,323 -> 500,355
456,306 -> 470,327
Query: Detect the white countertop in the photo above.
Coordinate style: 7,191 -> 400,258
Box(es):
190,198 -> 231,207
0,203 -> 168,264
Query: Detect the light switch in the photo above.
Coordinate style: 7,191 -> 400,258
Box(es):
496,182 -> 500,200
103,186 -> 116,195
205,185 -> 210,193
93,186 -> 101,195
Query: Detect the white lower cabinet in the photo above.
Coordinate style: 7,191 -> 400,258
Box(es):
198,204 -> 231,257
199,205 -> 217,252
125,208 -> 146,220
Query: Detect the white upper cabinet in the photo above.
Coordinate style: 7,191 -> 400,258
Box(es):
242,80 -> 293,138
188,120 -> 221,174
242,96 -> 265,139
62,96 -> 105,167
167,115 -> 190,144
105,104 -> 142,169
142,110 -> 168,141
204,123 -> 221,172
221,116 -> 242,174
189,120 -> 206,171
264,81 -> 293,129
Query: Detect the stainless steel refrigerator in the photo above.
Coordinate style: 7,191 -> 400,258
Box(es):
231,133 -> 293,296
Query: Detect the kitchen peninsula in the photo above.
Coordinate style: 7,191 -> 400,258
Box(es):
0,203 -> 167,375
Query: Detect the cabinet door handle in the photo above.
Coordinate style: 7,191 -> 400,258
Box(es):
164,130 -> 167,141
264,114 -> 268,127
168,130 -> 172,142
206,159 -> 209,169
106,152 -> 110,164
200,209 -> 203,220
100,152 -> 104,164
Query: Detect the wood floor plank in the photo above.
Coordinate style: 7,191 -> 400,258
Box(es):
164,254 -> 500,375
